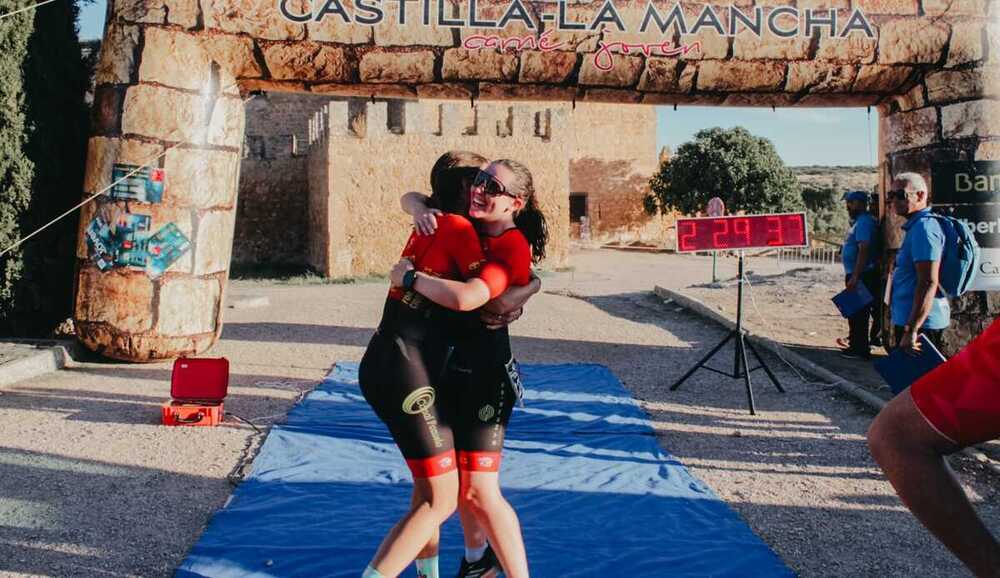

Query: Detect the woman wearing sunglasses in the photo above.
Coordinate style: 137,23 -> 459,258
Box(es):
389,159 -> 548,578
358,155 -> 541,578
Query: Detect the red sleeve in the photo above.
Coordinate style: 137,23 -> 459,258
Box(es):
477,232 -> 532,298
438,215 -> 487,278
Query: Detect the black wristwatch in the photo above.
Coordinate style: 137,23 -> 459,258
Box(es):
402,269 -> 418,290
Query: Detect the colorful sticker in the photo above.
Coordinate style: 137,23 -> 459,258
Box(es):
146,223 -> 191,279
85,215 -> 116,271
110,164 -> 165,204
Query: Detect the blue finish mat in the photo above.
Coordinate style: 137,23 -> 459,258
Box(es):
176,363 -> 793,577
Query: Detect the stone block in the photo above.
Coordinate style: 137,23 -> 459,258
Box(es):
543,3 -> 602,53
888,82 -> 926,112
477,84 -> 579,103
307,4 -> 374,44
976,140 -> 1000,160
138,28 -> 211,92
989,24 -> 1000,63
922,0 -> 988,15
164,148 -> 239,208
884,107 -> 939,150
853,0 -> 919,12
796,93 -> 882,106
194,211 -> 236,275
582,89 -> 644,103
519,51 -> 578,84
74,268 -> 154,333
722,93 -> 799,106
442,49 -> 517,82
94,24 -> 139,85
878,19 -> 949,64
113,0 -> 200,27
84,137 -> 164,194
579,54 -> 643,87
733,24 -> 812,60
206,96 -> 245,149
157,278 -> 221,336
638,59 -> 695,93
202,35 -> 262,79
374,1 -> 455,47
360,50 -> 435,83
946,21 -> 985,67
202,0 -> 306,41
942,100 -> 1000,139
416,83 -> 474,100
697,61 -> 786,91
988,291 -> 1000,313
786,62 -> 858,92
263,42 -> 354,82
925,68 -> 994,103
122,85 -> 202,142
816,34 -> 877,63
680,31 -> 729,60
853,65 -> 914,92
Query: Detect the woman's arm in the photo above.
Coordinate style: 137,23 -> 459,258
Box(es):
390,259 -> 492,311
400,192 -> 441,236
482,273 -> 541,315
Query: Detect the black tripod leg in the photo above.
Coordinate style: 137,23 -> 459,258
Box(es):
737,332 -> 757,415
671,331 -> 735,391
745,337 -> 785,393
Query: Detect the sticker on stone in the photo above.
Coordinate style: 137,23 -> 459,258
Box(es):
110,164 -> 165,204
146,223 -> 192,279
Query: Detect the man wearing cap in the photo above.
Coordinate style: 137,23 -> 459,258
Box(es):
840,190 -> 879,359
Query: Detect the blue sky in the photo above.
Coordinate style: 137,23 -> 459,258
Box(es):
78,1 -> 878,167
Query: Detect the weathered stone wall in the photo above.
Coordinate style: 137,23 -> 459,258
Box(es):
234,93 -> 334,267
77,0 -> 999,360
307,99 -> 571,277
875,7 -> 999,355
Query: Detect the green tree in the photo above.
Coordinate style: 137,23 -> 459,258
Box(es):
645,127 -> 803,216
801,184 -> 851,242
0,0 -> 91,335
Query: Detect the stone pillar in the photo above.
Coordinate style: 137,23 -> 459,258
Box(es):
75,22 -> 245,361
879,47 -> 999,354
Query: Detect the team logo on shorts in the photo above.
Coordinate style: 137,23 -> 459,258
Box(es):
478,404 -> 496,422
439,456 -> 453,468
477,456 -> 495,468
402,387 -> 436,414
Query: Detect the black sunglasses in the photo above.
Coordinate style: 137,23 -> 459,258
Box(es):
473,170 -> 516,198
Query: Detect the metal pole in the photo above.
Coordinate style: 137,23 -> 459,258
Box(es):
734,251 -> 744,377
712,251 -> 718,283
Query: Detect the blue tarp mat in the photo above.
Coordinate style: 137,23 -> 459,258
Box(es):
177,363 -> 793,578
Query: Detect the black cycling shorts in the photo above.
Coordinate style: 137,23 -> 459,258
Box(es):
445,327 -> 522,472
359,300 -> 457,478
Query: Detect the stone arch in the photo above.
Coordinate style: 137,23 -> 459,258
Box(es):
77,0 -> 998,361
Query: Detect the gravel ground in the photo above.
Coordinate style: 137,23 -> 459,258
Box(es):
0,248 -> 996,577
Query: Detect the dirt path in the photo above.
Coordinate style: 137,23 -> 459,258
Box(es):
0,248 -> 995,577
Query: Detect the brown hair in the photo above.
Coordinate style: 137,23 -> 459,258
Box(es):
492,159 -> 548,264
429,150 -> 487,214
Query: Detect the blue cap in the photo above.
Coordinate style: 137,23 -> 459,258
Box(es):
841,190 -> 869,203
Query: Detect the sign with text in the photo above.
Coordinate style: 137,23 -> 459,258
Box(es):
931,161 -> 1000,206
675,213 -> 808,253
934,203 -> 1000,291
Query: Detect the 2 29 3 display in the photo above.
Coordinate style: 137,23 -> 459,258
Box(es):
675,213 -> 809,253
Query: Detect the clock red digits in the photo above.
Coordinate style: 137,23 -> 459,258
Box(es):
679,221 -> 697,251
784,214 -> 804,245
766,216 -> 783,246
713,219 -> 729,248
733,218 -> 750,247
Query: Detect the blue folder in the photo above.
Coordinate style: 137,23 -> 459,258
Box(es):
874,334 -> 947,395
831,282 -> 873,318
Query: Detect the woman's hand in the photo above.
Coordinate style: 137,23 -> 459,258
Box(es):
413,207 -> 443,236
390,259 -> 415,287
481,307 -> 523,330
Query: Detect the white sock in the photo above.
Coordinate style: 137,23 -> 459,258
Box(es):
465,543 -> 487,563
362,565 -> 385,578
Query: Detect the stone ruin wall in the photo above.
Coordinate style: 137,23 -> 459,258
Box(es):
74,0 -> 998,360
306,99 -> 572,277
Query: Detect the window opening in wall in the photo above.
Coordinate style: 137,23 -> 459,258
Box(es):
388,100 -> 406,134
570,192 -> 588,223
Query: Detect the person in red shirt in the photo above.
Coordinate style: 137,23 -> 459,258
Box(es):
868,317 -> 1000,577
358,154 -> 540,578
391,159 -> 548,578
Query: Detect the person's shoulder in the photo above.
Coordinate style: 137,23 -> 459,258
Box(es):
494,228 -> 530,253
437,214 -> 475,233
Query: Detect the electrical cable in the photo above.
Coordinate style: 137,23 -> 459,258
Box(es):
0,0 -> 59,22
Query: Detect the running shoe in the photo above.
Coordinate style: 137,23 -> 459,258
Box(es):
455,544 -> 502,578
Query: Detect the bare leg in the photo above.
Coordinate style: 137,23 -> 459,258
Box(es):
458,497 -> 489,550
369,472 -> 458,578
459,470 -> 529,578
868,392 -> 1000,578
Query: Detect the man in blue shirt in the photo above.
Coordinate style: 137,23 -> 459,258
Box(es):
840,190 -> 879,359
888,173 -> 949,354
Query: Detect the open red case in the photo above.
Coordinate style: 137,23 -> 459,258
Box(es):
161,357 -> 229,427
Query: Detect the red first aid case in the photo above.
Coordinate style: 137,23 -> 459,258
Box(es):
161,357 -> 229,427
